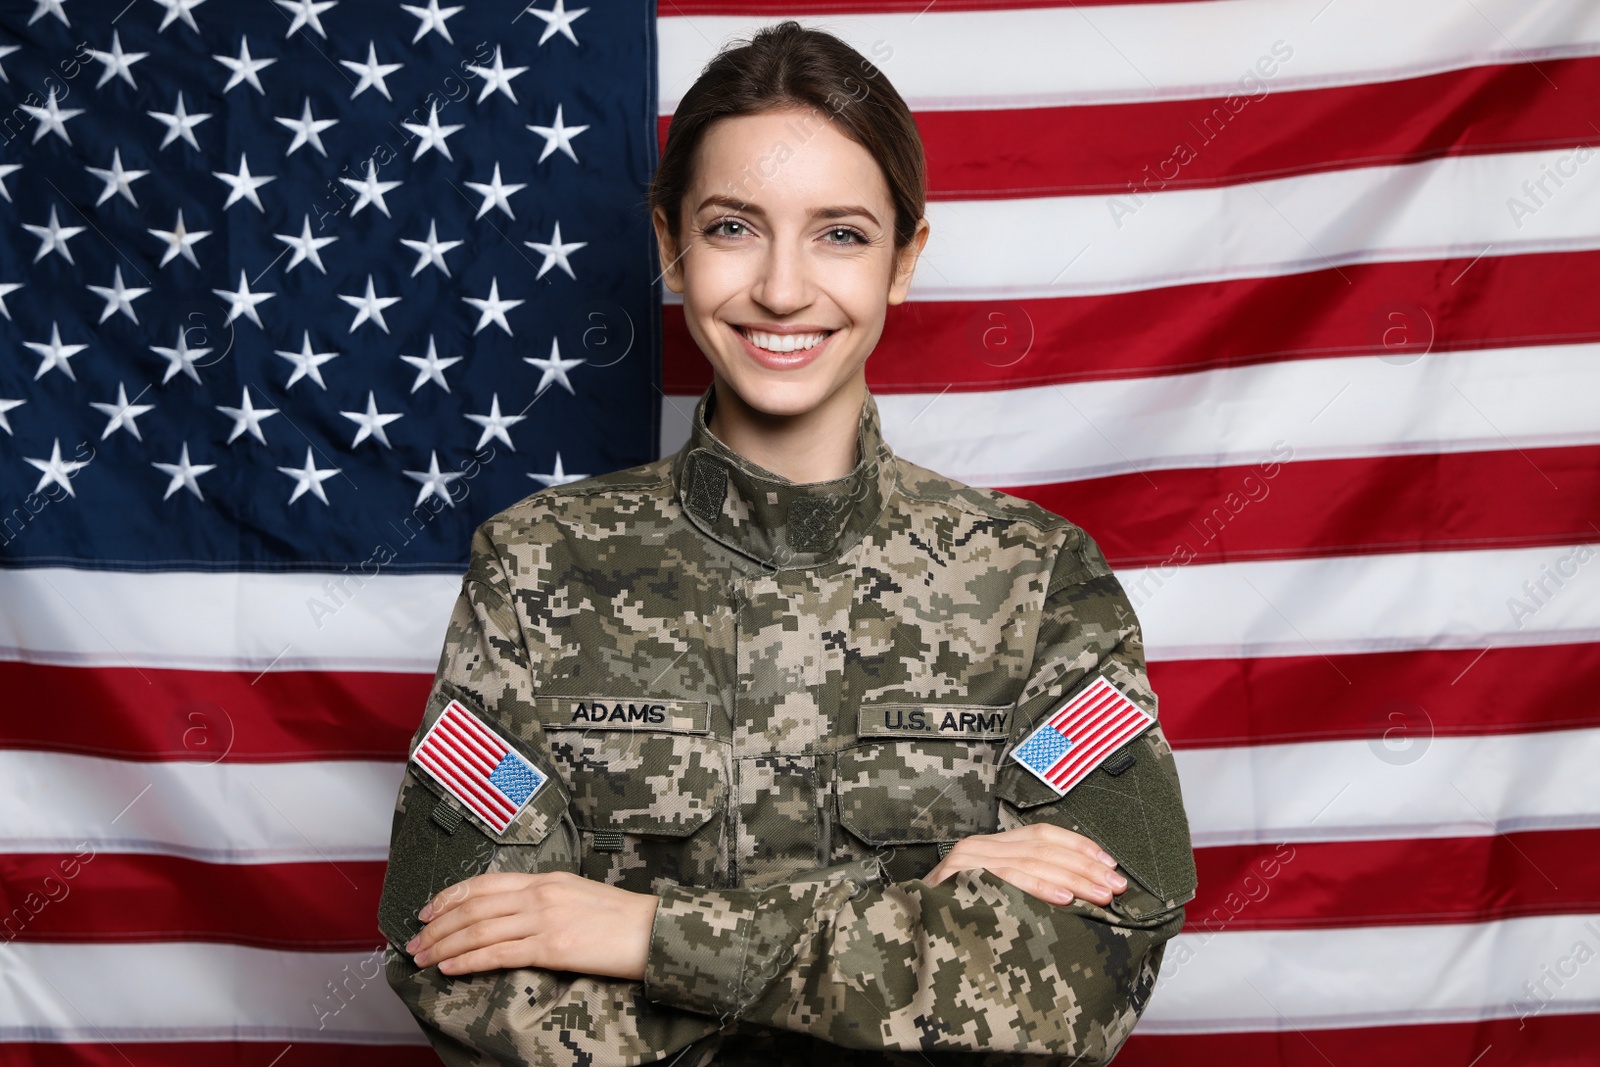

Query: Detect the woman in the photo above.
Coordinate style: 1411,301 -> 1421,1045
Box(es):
379,20 -> 1196,1065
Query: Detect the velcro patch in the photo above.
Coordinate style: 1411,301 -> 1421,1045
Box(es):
1009,676 -> 1156,797
411,700 -> 548,834
857,703 -> 1011,740
534,696 -> 710,735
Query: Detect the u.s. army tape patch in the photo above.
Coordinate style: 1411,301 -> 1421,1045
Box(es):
1010,675 -> 1156,797
411,700 -> 547,834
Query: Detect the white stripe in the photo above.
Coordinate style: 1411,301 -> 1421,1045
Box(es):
0,751 -> 404,864
0,568 -> 459,672
671,346 -> 1600,486
1174,726 -> 1600,848
0,941 -> 425,1043
660,0 -> 1600,111
7,727 -> 1597,860
930,148 -> 1598,298
1130,543 -> 1600,660
1145,913 -> 1600,1032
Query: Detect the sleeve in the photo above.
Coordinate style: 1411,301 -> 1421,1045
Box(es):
640,525 -> 1199,1061
376,526 -> 725,1067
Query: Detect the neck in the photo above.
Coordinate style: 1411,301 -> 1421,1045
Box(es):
706,372 -> 866,483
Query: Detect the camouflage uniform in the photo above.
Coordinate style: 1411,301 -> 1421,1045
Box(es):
377,385 -> 1198,1065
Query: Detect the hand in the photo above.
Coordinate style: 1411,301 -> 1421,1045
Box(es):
923,823 -> 1128,906
404,870 -> 660,979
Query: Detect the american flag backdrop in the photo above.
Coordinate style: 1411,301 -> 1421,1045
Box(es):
3,0 -> 1600,1064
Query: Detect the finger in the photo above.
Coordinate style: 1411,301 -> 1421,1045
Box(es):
416,913 -> 534,968
421,872 -> 533,920
986,866 -> 1075,906
949,836 -> 1124,892
435,934 -> 541,976
1017,823 -> 1119,867
412,889 -> 528,952
960,849 -> 1125,903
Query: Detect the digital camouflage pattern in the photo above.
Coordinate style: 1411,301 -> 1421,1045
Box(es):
377,386 -> 1199,1065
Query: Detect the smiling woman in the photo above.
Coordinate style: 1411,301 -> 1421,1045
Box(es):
378,19 -> 1196,1067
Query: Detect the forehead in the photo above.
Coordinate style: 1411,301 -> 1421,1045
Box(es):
687,107 -> 891,216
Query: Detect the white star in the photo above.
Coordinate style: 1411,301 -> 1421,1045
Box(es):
216,387 -> 278,445
214,36 -> 276,94
86,264 -> 152,324
20,88 -> 84,145
151,0 -> 207,33
276,0 -> 337,39
400,101 -> 464,161
89,30 -> 149,89
152,443 -> 216,501
28,1 -> 70,27
150,326 -> 210,385
529,452 -> 587,488
213,152 -> 276,212
90,382 -> 156,441
340,40 -> 402,101
403,450 -> 462,507
278,447 -> 340,505
526,0 -> 588,46
464,393 -> 526,451
274,330 -> 340,389
339,390 -> 403,449
147,208 -> 211,269
464,161 -> 525,220
0,397 -> 24,435
338,273 -> 401,333
524,336 -> 584,395
25,440 -> 90,499
463,276 -> 523,336
0,44 -> 18,83
399,218 -> 461,277
339,157 -> 401,217
402,0 -> 463,43
147,90 -> 212,150
24,322 -> 88,381
523,220 -> 587,281
399,335 -> 460,393
527,102 -> 588,163
275,97 -> 339,157
0,163 -> 21,202
0,281 -> 19,320
86,147 -> 149,207
273,214 -> 337,274
24,205 -> 87,265
467,45 -> 527,104
212,269 -> 274,328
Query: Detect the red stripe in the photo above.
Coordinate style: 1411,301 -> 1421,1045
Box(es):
1151,643 -> 1600,750
662,249 -> 1600,394
661,58 -> 1600,198
1046,679 -> 1118,730
1006,445 -> 1600,569
1047,713 -> 1148,787
444,703 -> 510,760
0,1044 -> 444,1066
414,748 -> 513,826
417,740 -> 512,822
1117,1012 -> 1600,1067
0,662 -> 428,762
431,717 -> 501,777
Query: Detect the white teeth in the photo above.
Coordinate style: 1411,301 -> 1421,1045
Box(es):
741,328 -> 830,353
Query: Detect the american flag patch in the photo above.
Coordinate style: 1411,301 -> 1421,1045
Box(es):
411,700 -> 547,834
1010,676 -> 1157,797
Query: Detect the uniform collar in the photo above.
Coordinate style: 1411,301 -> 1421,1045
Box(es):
670,385 -> 897,569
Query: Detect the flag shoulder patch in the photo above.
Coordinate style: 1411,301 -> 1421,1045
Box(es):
1009,675 -> 1157,798
410,699 -> 549,835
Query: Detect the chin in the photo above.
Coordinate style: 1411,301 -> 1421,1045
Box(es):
716,368 -> 840,419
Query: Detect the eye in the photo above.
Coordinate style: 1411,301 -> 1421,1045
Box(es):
702,217 -> 748,238
823,225 -> 868,246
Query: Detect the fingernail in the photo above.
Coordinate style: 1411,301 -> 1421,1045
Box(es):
1099,851 -> 1117,867
1110,873 -> 1127,889
417,903 -> 432,921
405,936 -> 419,952
414,950 -> 429,966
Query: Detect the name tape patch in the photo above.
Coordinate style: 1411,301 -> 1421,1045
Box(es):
1009,676 -> 1156,797
534,696 -> 710,735
857,704 -> 1011,740
411,700 -> 547,834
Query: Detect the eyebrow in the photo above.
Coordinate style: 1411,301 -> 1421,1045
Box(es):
694,194 -> 880,226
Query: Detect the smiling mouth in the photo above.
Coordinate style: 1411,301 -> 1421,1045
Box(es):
734,325 -> 836,353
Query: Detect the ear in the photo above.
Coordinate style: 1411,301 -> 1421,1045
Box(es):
652,205 -> 686,294
887,217 -> 930,305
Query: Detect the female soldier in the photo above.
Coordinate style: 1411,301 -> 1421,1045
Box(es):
379,20 -> 1197,1066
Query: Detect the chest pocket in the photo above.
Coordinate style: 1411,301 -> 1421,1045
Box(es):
534,696 -> 729,892
833,702 -> 1012,882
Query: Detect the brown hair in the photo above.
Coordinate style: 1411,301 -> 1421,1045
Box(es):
648,20 -> 926,256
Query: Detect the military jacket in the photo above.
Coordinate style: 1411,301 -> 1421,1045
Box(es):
378,386 -> 1198,1065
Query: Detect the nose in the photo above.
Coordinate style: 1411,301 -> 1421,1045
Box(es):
750,231 -> 813,315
